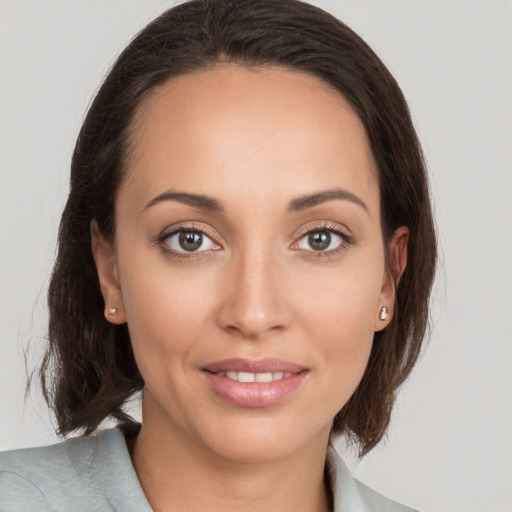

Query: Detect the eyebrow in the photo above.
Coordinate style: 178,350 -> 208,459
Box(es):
287,188 -> 368,213
144,191 -> 224,212
143,187 -> 368,214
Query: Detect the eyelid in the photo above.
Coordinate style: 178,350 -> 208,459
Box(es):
155,220 -> 352,259
295,221 -> 352,241
156,222 -> 222,256
291,222 -> 353,253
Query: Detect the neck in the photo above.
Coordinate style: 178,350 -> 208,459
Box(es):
130,408 -> 332,512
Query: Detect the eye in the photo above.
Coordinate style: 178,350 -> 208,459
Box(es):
164,229 -> 217,253
296,229 -> 347,252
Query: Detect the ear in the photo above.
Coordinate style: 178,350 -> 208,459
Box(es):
90,220 -> 126,324
374,226 -> 409,331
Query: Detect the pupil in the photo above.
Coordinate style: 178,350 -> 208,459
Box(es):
309,231 -> 330,251
179,231 -> 202,251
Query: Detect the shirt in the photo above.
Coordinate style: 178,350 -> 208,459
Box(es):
0,428 -> 417,511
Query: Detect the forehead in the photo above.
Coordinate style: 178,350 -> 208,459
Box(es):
121,64 -> 378,215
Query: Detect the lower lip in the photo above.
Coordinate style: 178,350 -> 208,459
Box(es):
203,371 -> 308,407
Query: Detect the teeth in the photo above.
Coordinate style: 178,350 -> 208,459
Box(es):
255,372 -> 272,383
238,371 -> 255,383
221,371 -> 292,383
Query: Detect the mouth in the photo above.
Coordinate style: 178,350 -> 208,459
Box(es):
204,370 -> 296,383
201,358 -> 309,407
202,357 -> 308,382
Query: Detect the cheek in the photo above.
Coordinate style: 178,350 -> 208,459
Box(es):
308,295 -> 375,382
296,255 -> 384,334
304,301 -> 375,412
117,253 -> 217,376
293,256 -> 384,386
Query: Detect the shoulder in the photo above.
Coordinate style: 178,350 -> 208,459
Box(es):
0,431 -> 101,475
0,428 -> 141,511
327,445 -> 419,512
0,468 -> 48,511
0,437 -> 98,487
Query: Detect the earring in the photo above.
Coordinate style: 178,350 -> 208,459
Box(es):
379,306 -> 388,321
108,307 -> 118,316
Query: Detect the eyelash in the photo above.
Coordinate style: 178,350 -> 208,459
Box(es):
156,222 -> 353,260
294,223 -> 353,258
156,224 -> 219,260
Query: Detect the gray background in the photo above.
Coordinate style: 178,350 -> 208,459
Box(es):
1,1 -> 511,511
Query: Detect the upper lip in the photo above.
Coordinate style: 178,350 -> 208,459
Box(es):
202,358 -> 307,374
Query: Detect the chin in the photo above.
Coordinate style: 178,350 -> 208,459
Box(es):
195,414 -> 331,464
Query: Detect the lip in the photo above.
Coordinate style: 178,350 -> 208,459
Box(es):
202,358 -> 309,408
203,358 -> 306,374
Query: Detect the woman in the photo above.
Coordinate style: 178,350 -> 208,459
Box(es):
0,0 -> 436,510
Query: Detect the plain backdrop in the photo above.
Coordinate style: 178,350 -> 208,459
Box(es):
1,1 -> 511,511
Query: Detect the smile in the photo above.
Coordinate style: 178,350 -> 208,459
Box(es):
214,371 -> 293,383
202,358 -> 308,407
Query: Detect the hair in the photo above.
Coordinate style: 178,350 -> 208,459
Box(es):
41,0 -> 437,456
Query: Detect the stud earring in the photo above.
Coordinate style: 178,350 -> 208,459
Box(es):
379,306 -> 388,321
108,307 -> 118,315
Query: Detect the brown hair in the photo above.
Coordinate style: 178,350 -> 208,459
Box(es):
41,0 -> 437,456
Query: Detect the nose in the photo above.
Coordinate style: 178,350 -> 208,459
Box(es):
216,246 -> 292,340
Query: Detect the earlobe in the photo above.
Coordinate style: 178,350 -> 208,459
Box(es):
374,226 -> 409,332
90,220 -> 126,325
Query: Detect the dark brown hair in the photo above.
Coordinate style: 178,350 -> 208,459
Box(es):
42,0 -> 437,456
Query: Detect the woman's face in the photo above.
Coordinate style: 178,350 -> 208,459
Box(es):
94,64 -> 401,462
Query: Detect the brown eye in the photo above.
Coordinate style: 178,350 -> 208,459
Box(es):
296,229 -> 347,253
179,231 -> 203,251
164,230 -> 216,253
308,231 -> 331,251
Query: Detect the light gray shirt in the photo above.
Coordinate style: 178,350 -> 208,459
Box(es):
0,428 -> 417,511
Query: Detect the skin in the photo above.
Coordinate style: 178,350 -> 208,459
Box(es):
92,64 -> 408,512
